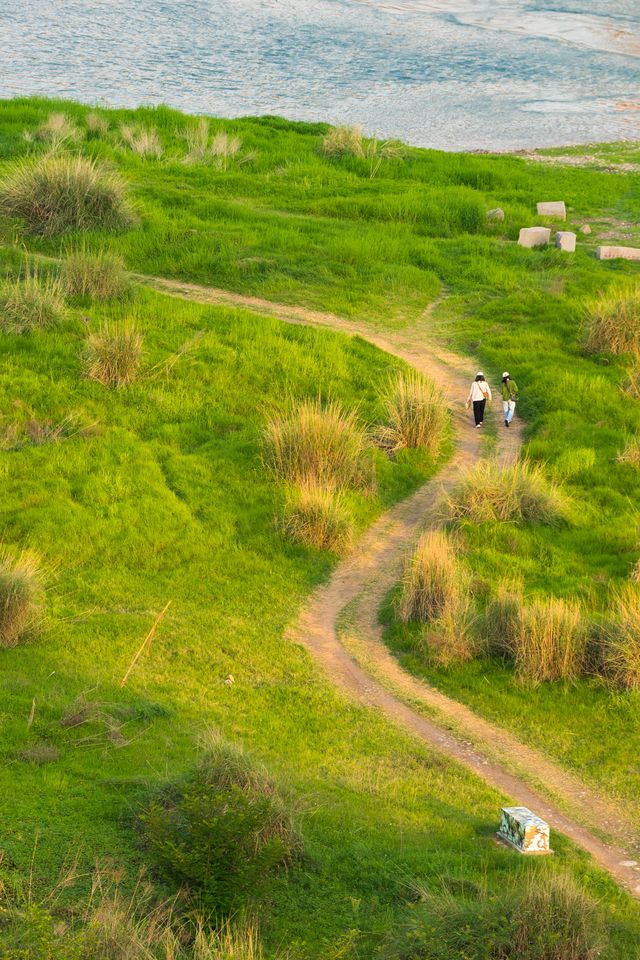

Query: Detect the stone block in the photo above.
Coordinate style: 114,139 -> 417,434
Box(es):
536,201 -> 566,219
487,207 -> 505,221
497,806 -> 551,855
556,231 -> 576,252
596,245 -> 640,262
518,227 -> 551,248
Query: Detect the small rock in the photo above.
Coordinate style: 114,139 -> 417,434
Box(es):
556,231 -> 576,253
580,224 -> 592,235
518,226 -> 551,249
487,207 -> 505,221
537,200 -> 566,220
620,860 -> 639,867
224,674 -> 235,685
596,245 -> 640,262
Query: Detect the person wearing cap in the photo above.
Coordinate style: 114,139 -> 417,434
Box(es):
466,372 -> 492,428
500,371 -> 519,428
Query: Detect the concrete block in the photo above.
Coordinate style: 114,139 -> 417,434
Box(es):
536,201 -> 566,219
518,227 -> 551,249
497,806 -> 551,855
556,231 -> 576,252
596,245 -> 640,262
487,207 -> 505,221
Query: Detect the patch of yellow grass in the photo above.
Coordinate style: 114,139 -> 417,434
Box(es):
83,323 -> 144,387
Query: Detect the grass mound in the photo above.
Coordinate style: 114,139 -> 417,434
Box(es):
585,284 -> 640,356
376,370 -> 447,456
120,123 -> 163,157
0,153 -> 133,235
0,268 -> 66,333
515,597 -> 586,685
83,323 -> 143,387
445,460 -> 568,525
0,550 -> 44,648
264,397 -> 374,492
62,247 -> 130,300
281,479 -> 353,552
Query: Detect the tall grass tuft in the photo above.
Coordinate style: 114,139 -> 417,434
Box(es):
34,111 -> 81,148
514,597 -> 586,684
445,460 -> 568,526
622,363 -> 640,400
193,917 -> 265,960
120,123 -> 163,157
483,580 -> 523,658
281,480 -> 353,552
210,130 -> 243,170
85,110 -> 109,137
62,247 -> 130,300
0,153 -> 133,235
603,587 -> 640,689
375,370 -> 447,455
184,117 -> 212,163
264,398 -> 374,492
83,323 -> 143,387
0,550 -> 44,648
0,267 -> 66,333
617,438 -> 640,468
422,595 -> 477,667
399,530 -> 461,624
585,284 -> 640,356
322,125 -> 364,158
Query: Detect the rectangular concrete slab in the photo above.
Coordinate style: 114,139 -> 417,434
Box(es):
596,246 -> 640,262
498,806 -> 551,855
537,201 -> 566,219
518,227 -> 551,248
556,231 -> 576,252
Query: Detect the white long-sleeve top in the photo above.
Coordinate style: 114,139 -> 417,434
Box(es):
467,380 -> 492,402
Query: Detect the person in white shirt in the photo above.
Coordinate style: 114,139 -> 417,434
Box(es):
466,372 -> 492,428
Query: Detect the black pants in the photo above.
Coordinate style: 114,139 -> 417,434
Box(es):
473,399 -> 486,425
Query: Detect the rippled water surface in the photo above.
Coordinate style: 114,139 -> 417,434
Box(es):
3,0 -> 640,149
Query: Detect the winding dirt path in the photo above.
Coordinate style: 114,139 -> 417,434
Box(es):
142,273 -> 640,898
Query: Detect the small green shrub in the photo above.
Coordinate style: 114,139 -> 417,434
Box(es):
62,247 -> 131,300
445,461 -> 568,526
83,323 -> 143,387
0,268 -> 66,333
0,550 -> 44,648
0,153 -> 133,235
120,123 -> 163,157
264,398 -> 374,492
141,732 -> 301,914
585,284 -> 640,356
514,597 -> 586,685
281,480 -> 353,552
375,370 -> 447,456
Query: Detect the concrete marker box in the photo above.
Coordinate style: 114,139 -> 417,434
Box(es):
497,806 -> 552,855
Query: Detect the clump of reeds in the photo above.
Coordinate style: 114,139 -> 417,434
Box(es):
399,530 -> 460,623
33,111 -> 82,148
264,398 -> 374,493
585,284 -> 640,356
0,549 -> 44,648
322,125 -> 364,158
120,123 -> 163,157
0,153 -> 134,235
445,460 -> 568,526
281,479 -> 353,552
62,247 -> 131,300
85,110 -> 110,137
183,120 -> 251,169
602,586 -> 640,689
514,597 -> 586,684
210,130 -> 243,170
0,267 -> 66,333
617,438 -> 640,468
375,370 -> 447,456
482,580 -> 523,658
83,323 -> 143,387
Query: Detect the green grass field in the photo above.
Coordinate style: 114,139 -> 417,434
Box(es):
1,97 -> 640,957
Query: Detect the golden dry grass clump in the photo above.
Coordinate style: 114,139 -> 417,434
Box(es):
376,370 -> 447,456
83,323 -> 143,387
0,268 -> 66,333
446,460 -> 568,526
85,110 -> 109,137
62,247 -> 130,300
120,123 -> 163,157
264,397 -> 374,492
622,363 -> 640,400
617,438 -> 640,468
322,124 -> 365,157
585,284 -> 640,356
0,153 -> 133,235
482,580 -> 523,657
183,120 -> 247,169
0,550 -> 44,648
31,111 -> 82,148
281,479 -> 353,553
603,586 -> 640,689
514,597 -> 586,684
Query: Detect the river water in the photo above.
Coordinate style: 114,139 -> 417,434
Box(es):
3,0 -> 639,150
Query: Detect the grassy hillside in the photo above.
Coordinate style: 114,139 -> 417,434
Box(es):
1,97 -> 640,956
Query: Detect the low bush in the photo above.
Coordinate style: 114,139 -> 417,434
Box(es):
445,460 -> 568,526
120,123 -> 163,157
399,530 -> 461,624
389,868 -> 603,960
585,284 -> 640,356
0,153 -> 134,235
62,247 -> 131,300
375,370 -> 447,456
514,597 -> 586,685
281,480 -> 353,552
264,397 -> 374,492
141,732 -> 301,914
322,125 -> 364,158
34,111 -> 81,147
0,268 -> 66,333
482,580 -> 523,658
0,550 -> 44,648
617,438 -> 640,468
83,323 -> 143,388
602,587 -> 640,689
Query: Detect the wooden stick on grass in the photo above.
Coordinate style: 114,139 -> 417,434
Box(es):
120,601 -> 171,688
